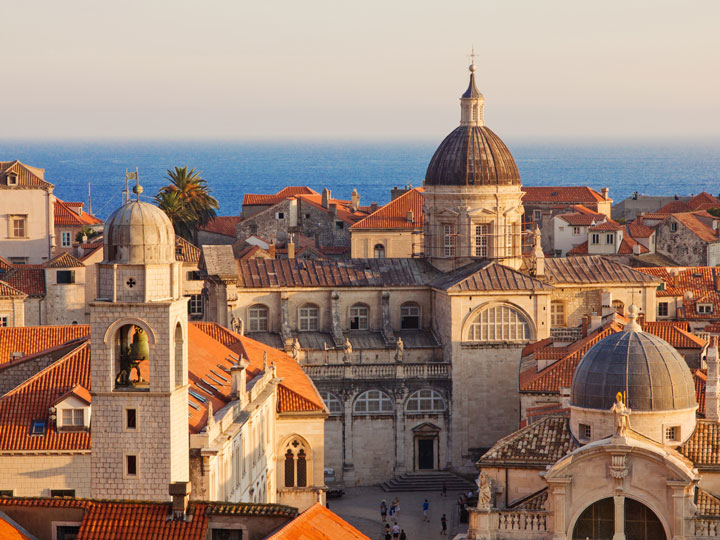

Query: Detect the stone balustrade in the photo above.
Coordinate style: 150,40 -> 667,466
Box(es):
303,362 -> 451,380
496,510 -> 548,533
693,518 -> 720,537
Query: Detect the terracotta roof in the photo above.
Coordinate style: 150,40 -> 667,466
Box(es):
234,259 -> 437,288
509,488 -> 548,511
0,257 -> 13,272
2,267 -> 46,297
478,416 -> 578,466
430,260 -> 553,292
706,323 -> 720,334
642,321 -> 706,349
199,215 -> 243,238
54,199 -> 102,227
243,186 -> 318,206
696,488 -> 720,516
672,212 -> 720,243
0,161 -> 52,189
53,384 -> 92,406
616,234 -> 649,255
556,212 -> 599,226
0,325 -> 89,365
191,323 -> 325,426
689,192 -> 720,211
636,267 -> 720,319
0,280 -> 26,297
566,241 -> 589,255
296,194 -> 371,225
589,220 -> 623,232
542,256 -> 659,284
175,236 -> 201,263
266,502 -> 370,540
680,419 -> 720,467
0,516 -> 33,540
43,252 -> 85,268
657,200 -> 693,214
0,342 -> 91,451
627,221 -> 655,238
350,188 -> 424,230
522,186 -> 608,204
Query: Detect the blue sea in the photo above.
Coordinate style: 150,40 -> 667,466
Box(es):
1,140 -> 719,219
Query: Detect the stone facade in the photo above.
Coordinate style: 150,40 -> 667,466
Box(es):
0,453 -> 91,497
656,215 -> 720,266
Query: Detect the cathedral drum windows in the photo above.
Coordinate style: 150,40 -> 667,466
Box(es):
406,389 -> 446,413
443,224 -> 455,257
474,224 -> 489,257
353,390 -> 394,415
298,304 -> 319,331
349,303 -> 369,330
400,302 -> 421,329
466,304 -> 532,342
248,304 -> 269,332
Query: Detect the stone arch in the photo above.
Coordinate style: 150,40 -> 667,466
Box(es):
405,388 -> 446,413
278,435 -> 313,489
461,301 -> 536,342
348,302 -> 370,330
373,243 -> 385,258
103,317 -> 157,346
568,495 -> 670,540
174,320 -> 185,388
353,389 -> 394,415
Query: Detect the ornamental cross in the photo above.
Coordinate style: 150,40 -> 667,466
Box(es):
126,278 -> 136,288
467,46 -> 478,66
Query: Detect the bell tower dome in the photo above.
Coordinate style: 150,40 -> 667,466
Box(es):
90,183 -> 189,500
423,58 -> 524,271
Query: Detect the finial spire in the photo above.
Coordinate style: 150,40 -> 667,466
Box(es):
460,49 -> 484,127
625,304 -> 641,332
131,170 -> 143,201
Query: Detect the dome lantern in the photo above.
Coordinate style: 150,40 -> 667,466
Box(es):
460,56 -> 485,127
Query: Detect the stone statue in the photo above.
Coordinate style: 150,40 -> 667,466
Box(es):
610,392 -> 631,436
231,313 -> 243,335
343,338 -> 353,363
291,337 -> 302,362
394,337 -> 404,363
476,471 -> 493,510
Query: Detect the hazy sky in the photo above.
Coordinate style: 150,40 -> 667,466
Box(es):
3,0 -> 719,140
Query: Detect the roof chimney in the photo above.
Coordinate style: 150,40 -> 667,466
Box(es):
707,337 -> 719,422
350,188 -> 360,212
288,238 -> 295,259
329,203 -> 337,217
601,187 -> 609,200
231,357 -> 249,407
321,188 -> 331,209
407,210 -> 414,224
370,202 -> 378,212
169,482 -> 191,519
269,242 -> 276,259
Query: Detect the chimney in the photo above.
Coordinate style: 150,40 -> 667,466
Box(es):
407,210 -> 414,224
581,315 -> 588,337
231,357 -> 250,407
169,482 -> 191,519
269,242 -> 276,258
288,239 -> 295,259
350,188 -> 360,212
707,337 -> 719,422
601,187 -> 609,200
601,291 -> 613,317
589,312 -> 602,332
321,188 -> 331,209
370,202 -> 378,212
633,243 -> 641,255
329,203 -> 337,217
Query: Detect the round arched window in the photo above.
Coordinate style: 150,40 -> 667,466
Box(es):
320,392 -> 343,416
467,304 -> 531,342
353,390 -> 394,415
406,389 -> 446,412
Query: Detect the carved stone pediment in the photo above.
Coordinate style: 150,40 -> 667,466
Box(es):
412,422 -> 441,435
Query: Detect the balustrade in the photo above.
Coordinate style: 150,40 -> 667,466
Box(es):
303,363 -> 450,380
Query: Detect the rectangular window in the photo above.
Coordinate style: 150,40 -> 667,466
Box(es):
186,271 -> 201,281
30,420 -> 45,436
550,301 -> 565,327
0,490 -> 13,497
62,409 -> 84,426
580,423 -> 591,440
591,233 -> 600,245
475,224 -> 489,257
50,489 -> 75,497
126,408 -> 137,429
126,455 -> 138,476
698,304 -> 714,314
335,221 -> 344,229
665,426 -> 678,441
533,209 -> 542,222
0,316 -> 7,327
11,216 -> 26,238
56,270 -> 75,284
61,231 -> 72,247
572,226 -> 580,236
7,175 -> 18,186
443,224 -> 455,257
189,295 -> 203,316
55,525 -> 81,540
658,302 -> 669,317
212,530 -> 243,540
276,212 -> 285,220
506,223 -> 513,256
606,233 -> 614,244
670,222 -> 678,232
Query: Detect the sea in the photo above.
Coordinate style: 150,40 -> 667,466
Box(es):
1,139 -> 719,219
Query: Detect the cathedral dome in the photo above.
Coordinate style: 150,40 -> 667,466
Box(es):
424,125 -> 521,187
570,308 -> 696,412
104,193 -> 176,265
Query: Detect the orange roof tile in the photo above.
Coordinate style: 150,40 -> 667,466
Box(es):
0,516 -> 33,540
2,267 -> 45,297
44,252 -> 85,268
589,220 -> 623,231
566,241 -> 588,255
175,236 -> 201,263
672,212 -> 720,243
522,186 -> 608,204
0,325 -> 89,365
689,192 -> 720,211
199,215 -> 243,237
350,188 -> 424,230
54,199 -> 102,227
642,321 -> 706,348
53,384 -> 92,406
266,502 -> 370,540
680,419 -> 720,467
636,266 -> 720,319
694,369 -> 707,417
657,200 -> 693,214
0,280 -> 26,297
616,234 -> 649,255
0,342 -> 91,451
627,221 -> 655,238
0,161 -> 52,189
243,186 -> 319,206
556,212 -> 599,226
296,194 -> 371,225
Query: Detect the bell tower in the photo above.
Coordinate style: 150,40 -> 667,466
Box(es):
90,184 -> 189,500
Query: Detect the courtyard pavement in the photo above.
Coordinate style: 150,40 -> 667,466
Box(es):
329,485 -> 469,540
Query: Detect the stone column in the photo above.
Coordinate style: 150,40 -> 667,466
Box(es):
330,290 -> 344,347
459,207 -> 471,258
380,291 -> 395,344
394,388 -> 407,475
549,479 -> 570,540
280,293 -> 293,344
613,495 -> 626,540
342,394 -> 355,485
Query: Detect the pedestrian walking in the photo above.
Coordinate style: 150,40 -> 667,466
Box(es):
392,496 -> 400,518
441,481 -> 447,497
389,498 -> 396,518
392,522 -> 400,539
399,530 -> 407,540
440,513 -> 447,535
422,499 -> 430,522
380,499 -> 387,522
384,523 -> 391,540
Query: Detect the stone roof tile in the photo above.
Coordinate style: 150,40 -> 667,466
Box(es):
542,256 -> 660,284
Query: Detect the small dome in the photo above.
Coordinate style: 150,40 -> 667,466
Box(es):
104,200 -> 176,264
424,126 -> 521,187
571,322 -> 696,412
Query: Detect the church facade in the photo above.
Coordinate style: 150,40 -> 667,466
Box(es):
200,63 -> 662,483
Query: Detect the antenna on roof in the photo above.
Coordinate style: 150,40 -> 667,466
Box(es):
88,182 -> 92,215
124,169 -> 139,204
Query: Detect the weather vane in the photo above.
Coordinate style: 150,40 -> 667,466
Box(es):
467,46 -> 478,67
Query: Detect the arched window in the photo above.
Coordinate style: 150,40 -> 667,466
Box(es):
113,324 -> 150,389
406,389 -> 446,413
281,438 -> 312,489
612,300 -> 625,315
374,243 -> 385,258
550,301 -> 565,327
174,322 -> 184,388
401,302 -> 421,329
321,392 -> 343,416
248,304 -> 269,332
354,390 -> 394,415
467,304 -> 531,342
298,304 -> 319,331
349,303 -> 369,330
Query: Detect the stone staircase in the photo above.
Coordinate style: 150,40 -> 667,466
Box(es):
380,471 -> 477,493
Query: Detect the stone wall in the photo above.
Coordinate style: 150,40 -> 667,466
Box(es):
44,267 -> 87,325
0,296 -> 24,327
298,199 -> 351,248
236,200 -> 294,245
656,217 -> 716,266
350,230 -> 423,258
0,453 -> 91,497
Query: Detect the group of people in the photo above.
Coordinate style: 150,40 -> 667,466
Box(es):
379,497 -> 448,538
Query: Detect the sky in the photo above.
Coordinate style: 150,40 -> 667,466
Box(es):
2,0 -> 719,141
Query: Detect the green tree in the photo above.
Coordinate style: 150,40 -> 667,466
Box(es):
155,166 -> 219,242
75,226 -> 100,243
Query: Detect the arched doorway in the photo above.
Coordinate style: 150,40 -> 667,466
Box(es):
572,497 -> 666,540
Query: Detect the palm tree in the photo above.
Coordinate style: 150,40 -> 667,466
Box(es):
156,166 -> 219,242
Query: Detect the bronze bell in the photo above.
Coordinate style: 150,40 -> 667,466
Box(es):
130,326 -> 149,361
